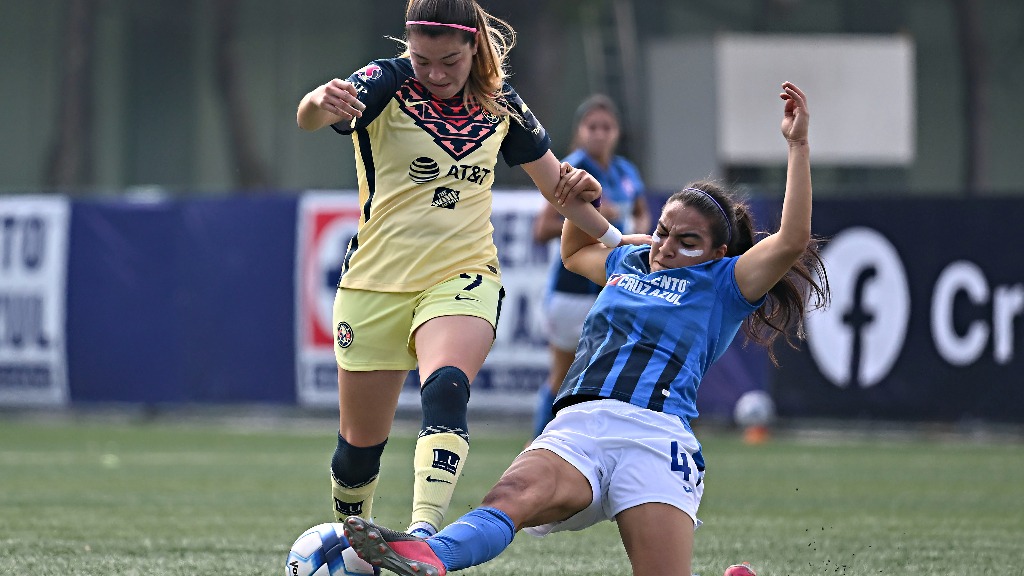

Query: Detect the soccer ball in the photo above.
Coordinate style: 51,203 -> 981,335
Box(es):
723,561 -> 757,576
286,522 -> 379,576
732,390 -> 775,427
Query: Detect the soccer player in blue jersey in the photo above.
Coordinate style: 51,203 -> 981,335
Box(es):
531,94 -> 650,440
342,82 -> 829,576
295,0 -> 628,541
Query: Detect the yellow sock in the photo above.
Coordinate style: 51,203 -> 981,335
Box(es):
331,472 -> 378,522
410,432 -> 469,530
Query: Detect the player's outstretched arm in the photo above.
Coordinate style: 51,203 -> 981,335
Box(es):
734,81 -> 812,301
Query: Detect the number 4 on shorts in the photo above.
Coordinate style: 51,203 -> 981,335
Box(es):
670,441 -> 691,480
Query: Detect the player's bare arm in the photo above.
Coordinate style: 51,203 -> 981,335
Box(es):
560,214 -> 610,286
734,81 -> 812,302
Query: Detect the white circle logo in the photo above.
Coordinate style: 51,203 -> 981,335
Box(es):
806,227 -> 910,388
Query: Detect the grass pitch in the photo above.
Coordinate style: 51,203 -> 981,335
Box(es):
1,413 -> 1022,576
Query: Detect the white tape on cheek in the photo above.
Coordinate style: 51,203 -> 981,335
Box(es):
651,231 -> 661,243
681,248 -> 704,257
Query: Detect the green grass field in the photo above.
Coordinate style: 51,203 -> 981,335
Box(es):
2,414 -> 1022,576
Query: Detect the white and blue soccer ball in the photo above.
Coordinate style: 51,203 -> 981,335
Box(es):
286,522 -> 379,576
733,390 -> 776,427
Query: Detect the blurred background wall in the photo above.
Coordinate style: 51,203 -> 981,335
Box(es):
2,0 -> 1023,198
2,0 -> 1022,423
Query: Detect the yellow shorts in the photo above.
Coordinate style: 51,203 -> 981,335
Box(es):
332,273 -> 505,371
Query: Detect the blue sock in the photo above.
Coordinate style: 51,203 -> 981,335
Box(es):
532,384 -> 557,438
426,507 -> 515,571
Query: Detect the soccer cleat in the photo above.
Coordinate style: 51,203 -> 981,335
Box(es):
723,561 -> 757,576
344,516 -> 447,576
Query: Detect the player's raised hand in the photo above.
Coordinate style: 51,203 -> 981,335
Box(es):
779,81 -> 809,144
315,78 -> 366,122
554,162 -> 602,206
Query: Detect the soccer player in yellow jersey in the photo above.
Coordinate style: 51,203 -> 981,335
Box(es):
296,0 -> 625,539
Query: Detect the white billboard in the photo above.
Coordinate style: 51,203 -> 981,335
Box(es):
0,196 -> 70,406
716,33 -> 915,165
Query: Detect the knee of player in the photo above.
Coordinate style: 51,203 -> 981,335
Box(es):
420,366 -> 471,436
331,432 -> 387,487
482,469 -> 551,514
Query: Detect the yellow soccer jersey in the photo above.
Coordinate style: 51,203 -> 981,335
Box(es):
330,58 -> 551,292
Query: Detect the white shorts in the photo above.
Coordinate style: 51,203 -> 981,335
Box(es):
542,292 -> 598,352
523,399 -> 705,536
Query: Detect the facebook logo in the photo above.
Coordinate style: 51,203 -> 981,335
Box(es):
805,227 -> 910,388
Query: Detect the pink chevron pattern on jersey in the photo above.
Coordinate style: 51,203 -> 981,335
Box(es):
397,79 -> 500,160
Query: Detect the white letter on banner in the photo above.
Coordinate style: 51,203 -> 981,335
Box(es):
993,284 -> 1023,365
931,261 -> 988,366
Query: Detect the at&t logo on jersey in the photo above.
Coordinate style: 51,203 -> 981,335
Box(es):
805,227 -> 910,388
446,163 -> 492,185
409,157 -> 440,183
409,158 -> 492,186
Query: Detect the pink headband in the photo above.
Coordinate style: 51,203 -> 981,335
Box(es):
406,20 -> 478,33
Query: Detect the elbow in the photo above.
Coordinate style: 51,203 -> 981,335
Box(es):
296,113 -> 316,132
562,250 -> 592,278
779,230 -> 811,260
296,102 -> 324,131
563,255 -> 582,276
561,249 -> 579,273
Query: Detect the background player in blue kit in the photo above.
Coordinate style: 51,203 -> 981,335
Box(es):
295,0 -> 627,540
531,94 -> 650,439
342,82 -> 830,576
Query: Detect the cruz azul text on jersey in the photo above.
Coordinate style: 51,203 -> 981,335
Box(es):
607,273 -> 690,305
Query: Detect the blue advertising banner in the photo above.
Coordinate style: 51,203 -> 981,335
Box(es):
774,198 -> 1024,422
66,195 -> 297,404
11,190 -> 1013,423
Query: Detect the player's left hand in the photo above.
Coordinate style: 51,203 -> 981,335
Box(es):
780,81 -> 809,144
554,162 -> 602,206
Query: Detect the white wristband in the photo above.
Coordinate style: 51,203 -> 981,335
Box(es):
598,224 -> 623,248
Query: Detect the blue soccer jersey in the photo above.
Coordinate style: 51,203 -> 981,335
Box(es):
546,151 -> 646,296
553,245 -> 766,424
